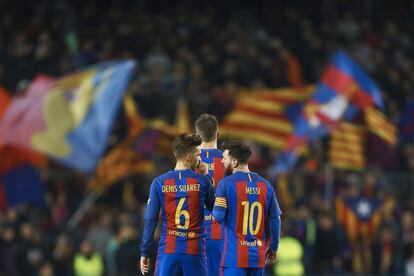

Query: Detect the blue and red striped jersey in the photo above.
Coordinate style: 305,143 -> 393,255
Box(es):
213,171 -> 282,268
141,169 -> 215,257
200,149 -> 225,240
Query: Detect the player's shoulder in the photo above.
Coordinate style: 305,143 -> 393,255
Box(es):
152,170 -> 175,183
254,173 -> 274,189
202,148 -> 223,156
211,148 -> 223,157
255,173 -> 271,184
218,173 -> 238,185
193,172 -> 212,185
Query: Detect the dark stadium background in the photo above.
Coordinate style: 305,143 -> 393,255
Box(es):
0,0 -> 413,275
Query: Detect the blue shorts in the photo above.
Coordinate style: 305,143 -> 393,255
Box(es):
221,267 -> 265,276
155,253 -> 207,276
206,239 -> 222,276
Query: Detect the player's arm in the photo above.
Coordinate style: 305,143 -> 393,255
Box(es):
140,180 -> 160,257
201,174 -> 215,211
212,180 -> 227,222
266,187 -> 282,265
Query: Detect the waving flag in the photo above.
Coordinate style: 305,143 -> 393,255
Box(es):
0,60 -> 136,173
220,86 -> 314,149
365,107 -> 396,145
0,165 -> 45,211
0,86 -> 47,173
335,196 -> 382,242
273,51 -> 383,173
329,123 -> 366,170
89,129 -> 156,190
0,86 -> 11,119
123,94 -> 144,136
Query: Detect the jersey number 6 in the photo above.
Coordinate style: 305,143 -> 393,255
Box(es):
175,198 -> 190,229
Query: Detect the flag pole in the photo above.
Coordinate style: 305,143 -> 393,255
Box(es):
66,186 -> 104,230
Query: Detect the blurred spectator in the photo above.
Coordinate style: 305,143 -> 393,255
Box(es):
116,224 -> 141,275
400,210 -> 414,271
372,226 -> 399,275
38,262 -> 54,276
292,203 -> 316,273
52,234 -> 73,275
16,223 -> 45,275
274,222 -> 305,276
73,239 -> 104,276
0,226 -> 18,275
313,211 -> 344,274
0,1 -> 413,276
51,192 -> 70,230
86,211 -> 113,257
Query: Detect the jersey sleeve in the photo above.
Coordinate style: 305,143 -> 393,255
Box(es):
268,185 -> 282,250
269,215 -> 281,251
201,174 -> 215,211
268,186 -> 282,218
140,179 -> 160,257
212,180 -> 227,222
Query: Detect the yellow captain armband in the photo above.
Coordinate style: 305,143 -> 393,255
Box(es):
214,197 -> 227,208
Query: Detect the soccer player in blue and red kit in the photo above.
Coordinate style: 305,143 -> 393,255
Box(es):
195,114 -> 225,276
140,134 -> 215,276
213,141 -> 282,276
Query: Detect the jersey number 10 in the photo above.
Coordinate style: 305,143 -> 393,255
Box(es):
241,201 -> 263,235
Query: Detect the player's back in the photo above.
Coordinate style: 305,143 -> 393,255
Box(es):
154,169 -> 213,256
200,148 -> 224,240
219,171 -> 279,268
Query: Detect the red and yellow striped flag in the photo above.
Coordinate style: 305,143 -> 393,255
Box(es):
123,94 -> 143,136
364,107 -> 396,146
175,99 -> 191,133
220,86 -> 314,149
329,123 -> 366,170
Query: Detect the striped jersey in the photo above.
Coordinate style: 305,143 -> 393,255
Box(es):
141,169 -> 215,256
214,171 -> 281,268
200,149 -> 225,240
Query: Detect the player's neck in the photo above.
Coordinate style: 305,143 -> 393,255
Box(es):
233,164 -> 250,173
174,161 -> 190,170
200,141 -> 217,149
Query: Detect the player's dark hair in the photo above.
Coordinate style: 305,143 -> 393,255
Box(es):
195,114 -> 218,142
221,141 -> 252,164
172,133 -> 202,159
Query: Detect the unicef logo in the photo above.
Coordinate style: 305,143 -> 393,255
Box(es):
188,232 -> 196,238
257,240 -> 263,246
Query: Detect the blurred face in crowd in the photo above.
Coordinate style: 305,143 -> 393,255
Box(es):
401,211 -> 414,230
297,205 -> 310,219
80,240 -> 93,257
380,227 -> 394,242
2,227 -> 15,242
319,214 -> 334,231
20,223 -> 34,241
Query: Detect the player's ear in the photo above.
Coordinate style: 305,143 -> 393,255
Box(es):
232,159 -> 238,168
216,131 -> 220,141
185,153 -> 192,163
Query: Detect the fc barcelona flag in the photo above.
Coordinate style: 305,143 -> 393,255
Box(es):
0,60 -> 136,173
273,50 -> 383,173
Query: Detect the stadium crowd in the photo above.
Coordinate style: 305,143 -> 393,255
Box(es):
0,0 -> 413,275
